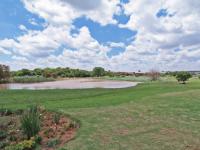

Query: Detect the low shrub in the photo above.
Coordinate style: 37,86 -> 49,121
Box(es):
176,71 -> 192,84
21,105 -> 40,139
47,138 -> 60,148
5,139 -> 36,150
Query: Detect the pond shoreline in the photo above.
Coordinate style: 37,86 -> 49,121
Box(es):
0,78 -> 139,90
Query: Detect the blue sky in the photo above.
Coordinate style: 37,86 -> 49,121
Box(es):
0,0 -> 44,39
0,0 -> 200,71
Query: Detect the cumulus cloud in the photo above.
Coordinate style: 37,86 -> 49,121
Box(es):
19,25 -> 27,31
22,0 -> 120,26
115,0 -> 200,71
62,0 -> 101,10
29,18 -> 39,26
0,0 -> 200,71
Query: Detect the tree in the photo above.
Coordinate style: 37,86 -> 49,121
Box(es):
148,69 -> 160,81
21,69 -> 32,76
0,65 -> 4,80
33,68 -> 42,76
0,64 -> 10,82
92,67 -> 105,77
176,71 -> 192,84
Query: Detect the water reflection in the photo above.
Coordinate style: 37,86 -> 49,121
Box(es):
0,79 -> 137,90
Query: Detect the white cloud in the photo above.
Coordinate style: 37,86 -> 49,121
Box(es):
19,24 -> 27,31
29,18 -> 39,26
115,0 -> 200,71
1,0 -> 200,71
0,48 -> 11,55
108,42 -> 125,48
22,0 -> 121,26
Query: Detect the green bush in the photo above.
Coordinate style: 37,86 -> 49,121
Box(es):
21,106 -> 40,139
5,139 -> 36,150
176,72 -> 192,84
47,138 -> 60,148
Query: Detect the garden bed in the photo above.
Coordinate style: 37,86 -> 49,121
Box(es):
0,107 -> 79,150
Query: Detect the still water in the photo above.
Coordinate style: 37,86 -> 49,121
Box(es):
0,79 -> 138,90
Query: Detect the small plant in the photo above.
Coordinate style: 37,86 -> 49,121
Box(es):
53,113 -> 61,124
21,105 -> 40,139
44,128 -> 54,137
69,121 -> 78,128
0,131 -> 7,139
0,141 -> 8,149
14,109 -> 24,115
0,107 -> 13,116
47,138 -> 60,148
9,135 -> 17,141
33,135 -> 42,144
28,105 -> 38,114
5,139 -> 36,150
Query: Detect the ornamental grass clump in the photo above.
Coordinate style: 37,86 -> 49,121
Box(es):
53,113 -> 61,124
21,105 -> 40,139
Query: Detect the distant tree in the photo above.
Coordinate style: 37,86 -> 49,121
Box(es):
176,72 -> 192,84
0,64 -> 10,82
0,65 -> 4,80
33,68 -> 42,76
42,68 -> 53,78
20,69 -> 32,76
92,67 -> 105,77
4,65 -> 10,79
148,69 -> 160,81
106,70 -> 115,77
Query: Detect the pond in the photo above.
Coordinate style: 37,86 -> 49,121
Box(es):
0,78 -> 138,90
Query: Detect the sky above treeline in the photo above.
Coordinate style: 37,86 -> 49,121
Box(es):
0,0 -> 200,71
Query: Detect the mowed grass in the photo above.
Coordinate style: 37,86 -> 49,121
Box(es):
1,80 -> 200,149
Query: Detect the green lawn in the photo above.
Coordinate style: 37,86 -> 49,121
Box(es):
1,80 -> 200,150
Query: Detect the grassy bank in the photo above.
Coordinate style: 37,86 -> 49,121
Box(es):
101,75 -> 177,82
1,80 -> 200,149
11,76 -> 55,83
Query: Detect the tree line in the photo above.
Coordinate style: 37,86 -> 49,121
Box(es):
0,64 -> 195,84
11,67 -> 109,78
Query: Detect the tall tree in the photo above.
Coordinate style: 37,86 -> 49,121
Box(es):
92,67 -> 105,77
